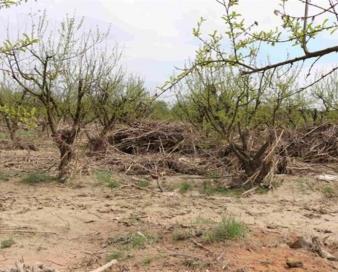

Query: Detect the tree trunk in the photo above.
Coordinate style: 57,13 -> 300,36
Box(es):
86,124 -> 114,154
229,131 -> 279,188
4,116 -> 19,145
53,129 -> 77,182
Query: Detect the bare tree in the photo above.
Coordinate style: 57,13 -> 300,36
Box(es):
163,0 -> 338,93
3,15 -> 120,181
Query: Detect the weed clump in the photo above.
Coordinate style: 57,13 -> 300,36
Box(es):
179,182 -> 192,194
137,179 -> 150,188
108,231 -> 157,250
95,170 -> 120,189
0,172 -> 10,182
322,185 -> 337,198
21,172 -> 55,185
203,216 -> 247,243
106,250 -> 125,261
1,238 -> 15,249
201,180 -> 245,197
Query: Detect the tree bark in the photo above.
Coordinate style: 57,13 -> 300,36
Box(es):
53,129 -> 77,182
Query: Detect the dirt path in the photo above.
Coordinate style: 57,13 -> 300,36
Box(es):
0,172 -> 338,271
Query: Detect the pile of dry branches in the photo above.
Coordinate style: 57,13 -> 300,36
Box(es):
284,124 -> 338,163
0,261 -> 58,272
93,151 -> 212,176
83,122 -> 338,189
107,121 -> 198,155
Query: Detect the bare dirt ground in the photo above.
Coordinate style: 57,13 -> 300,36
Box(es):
1,148 -> 338,272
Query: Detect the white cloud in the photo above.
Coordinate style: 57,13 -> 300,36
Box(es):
0,0 -> 337,89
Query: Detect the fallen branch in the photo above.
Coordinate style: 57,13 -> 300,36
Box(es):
191,238 -> 212,253
89,259 -> 118,272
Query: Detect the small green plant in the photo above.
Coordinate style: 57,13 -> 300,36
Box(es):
95,170 -> 120,189
129,232 -> 154,249
21,172 -> 55,185
0,172 -> 10,182
106,250 -> 125,261
131,233 -> 147,248
179,182 -> 192,194
172,228 -> 192,241
109,232 -> 157,250
1,238 -> 15,249
142,256 -> 153,266
200,181 -> 244,197
256,186 -> 270,194
322,186 -> 337,198
203,216 -> 247,243
17,129 -> 35,139
137,179 -> 150,188
182,258 -> 210,269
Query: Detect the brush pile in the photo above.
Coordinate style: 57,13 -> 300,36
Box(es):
0,261 -> 58,272
107,121 -> 198,155
100,153 -> 209,176
88,122 -> 338,188
284,124 -> 338,163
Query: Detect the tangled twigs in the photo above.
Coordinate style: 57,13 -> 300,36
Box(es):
89,259 -> 118,272
229,129 -> 285,188
107,121 -> 198,155
284,123 -> 338,163
0,259 -> 58,272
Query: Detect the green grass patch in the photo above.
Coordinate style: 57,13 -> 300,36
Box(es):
128,232 -> 155,249
21,172 -> 56,185
256,186 -> 270,194
137,179 -> 150,188
108,232 -> 157,250
322,185 -> 337,198
95,170 -> 120,189
106,250 -> 126,261
203,216 -> 247,243
201,181 -> 245,197
1,238 -> 15,249
17,129 -> 35,139
178,182 -> 192,194
142,256 -> 153,266
0,172 -> 10,182
182,258 -> 210,269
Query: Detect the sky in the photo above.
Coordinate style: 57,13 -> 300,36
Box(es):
1,0 -> 337,96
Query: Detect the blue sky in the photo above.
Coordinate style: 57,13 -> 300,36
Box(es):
1,0 -> 337,97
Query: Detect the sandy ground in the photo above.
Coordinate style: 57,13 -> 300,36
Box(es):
0,148 -> 338,271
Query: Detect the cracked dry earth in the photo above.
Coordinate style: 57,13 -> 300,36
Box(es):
1,169 -> 338,271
